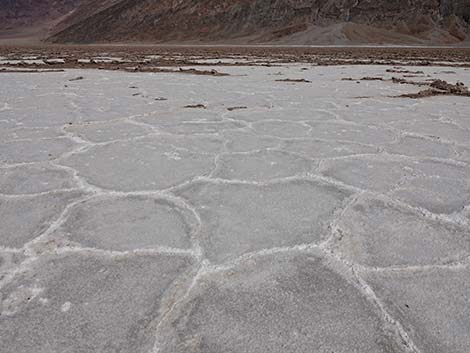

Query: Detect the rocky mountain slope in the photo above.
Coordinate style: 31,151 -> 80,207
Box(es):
0,0 -> 119,41
0,0 -> 79,30
3,0 -> 470,44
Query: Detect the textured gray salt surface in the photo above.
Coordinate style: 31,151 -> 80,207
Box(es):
222,130 -> 279,153
279,138 -> 378,159
212,150 -> 316,181
0,137 -> 77,164
334,195 -> 470,267
0,252 -> 195,353
157,252 -> 405,353
0,163 -> 76,194
364,268 -> 470,353
61,137 -> 215,191
65,120 -> 153,143
0,252 -> 24,282
385,135 -> 459,160
1,65 -> 470,352
391,176 -> 470,215
0,191 -> 84,248
175,180 -> 351,263
54,196 -> 194,251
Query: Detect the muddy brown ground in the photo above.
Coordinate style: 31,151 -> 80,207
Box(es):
1,45 -> 470,71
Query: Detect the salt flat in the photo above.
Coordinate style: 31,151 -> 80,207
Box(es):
1,64 -> 470,353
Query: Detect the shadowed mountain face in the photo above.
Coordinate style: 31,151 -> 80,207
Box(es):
0,0 -> 80,29
2,0 -> 470,44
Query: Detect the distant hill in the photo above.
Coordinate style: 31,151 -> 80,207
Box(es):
0,0 -> 78,29
0,0 -> 79,40
0,0 -> 118,42
2,0 -> 470,45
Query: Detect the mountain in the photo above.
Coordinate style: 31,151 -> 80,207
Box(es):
2,0 -> 470,45
0,0 -> 79,40
0,0 -> 79,28
48,0 -> 470,45
0,0 -> 119,42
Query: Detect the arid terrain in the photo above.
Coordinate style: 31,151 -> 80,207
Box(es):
1,45 -> 470,353
1,45 -> 470,70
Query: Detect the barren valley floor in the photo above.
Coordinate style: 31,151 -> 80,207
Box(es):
1,46 -> 470,353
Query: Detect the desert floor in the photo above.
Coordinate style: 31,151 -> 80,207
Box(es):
1,46 -> 470,353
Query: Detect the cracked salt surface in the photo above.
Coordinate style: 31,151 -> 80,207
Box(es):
0,64 -> 470,353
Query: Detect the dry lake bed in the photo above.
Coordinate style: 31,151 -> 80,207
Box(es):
1,53 -> 470,353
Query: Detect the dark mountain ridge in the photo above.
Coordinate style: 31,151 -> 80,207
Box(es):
0,0 -> 79,29
2,0 -> 470,44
